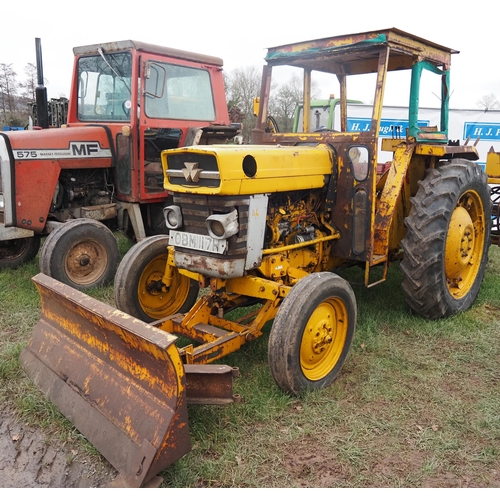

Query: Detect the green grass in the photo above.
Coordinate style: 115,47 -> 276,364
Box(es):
1,238 -> 500,487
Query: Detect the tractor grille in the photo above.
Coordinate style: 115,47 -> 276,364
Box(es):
166,153 -> 220,188
173,193 -> 249,257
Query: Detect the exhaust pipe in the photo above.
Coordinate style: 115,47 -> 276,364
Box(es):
35,38 -> 49,129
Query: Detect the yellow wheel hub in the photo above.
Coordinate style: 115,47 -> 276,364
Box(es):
138,254 -> 191,319
444,191 -> 485,298
300,298 -> 348,381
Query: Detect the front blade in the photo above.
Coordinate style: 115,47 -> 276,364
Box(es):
20,274 -> 191,487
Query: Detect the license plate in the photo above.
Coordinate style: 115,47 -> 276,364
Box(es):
169,230 -> 227,254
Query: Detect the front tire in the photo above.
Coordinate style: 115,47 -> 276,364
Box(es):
0,237 -> 40,269
401,159 -> 491,319
268,272 -> 356,395
39,219 -> 119,290
114,235 -> 199,323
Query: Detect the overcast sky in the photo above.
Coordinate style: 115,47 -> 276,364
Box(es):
1,0 -> 497,110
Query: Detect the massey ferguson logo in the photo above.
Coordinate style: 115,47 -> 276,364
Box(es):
13,141 -> 112,160
69,141 -> 112,157
71,142 -> 101,155
182,162 -> 202,182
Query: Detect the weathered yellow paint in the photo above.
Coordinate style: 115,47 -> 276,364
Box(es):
262,232 -> 340,255
173,293 -> 284,364
372,143 -> 416,257
23,27 -> 490,486
225,274 -> 289,301
444,191 -> 486,298
381,138 -> 404,152
414,143 -> 448,156
162,144 -> 334,196
264,28 -> 455,78
21,274 -> 192,486
299,296 -> 349,381
486,149 -> 500,183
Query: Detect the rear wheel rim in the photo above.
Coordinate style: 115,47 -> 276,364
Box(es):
65,239 -> 108,285
444,190 -> 485,299
300,297 -> 348,381
137,255 -> 191,319
0,239 -> 29,261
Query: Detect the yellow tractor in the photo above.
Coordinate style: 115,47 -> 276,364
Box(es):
21,28 -> 492,486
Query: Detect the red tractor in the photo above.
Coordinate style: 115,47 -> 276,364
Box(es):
0,39 -> 239,288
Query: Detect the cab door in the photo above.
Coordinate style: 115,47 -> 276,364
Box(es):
328,137 -> 378,264
138,56 -> 219,201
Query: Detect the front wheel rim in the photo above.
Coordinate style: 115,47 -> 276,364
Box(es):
444,190 -> 485,299
65,239 -> 108,285
300,297 -> 348,381
137,255 -> 191,319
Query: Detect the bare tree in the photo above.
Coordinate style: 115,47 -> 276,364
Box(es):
269,74 -> 320,132
21,62 -> 38,101
476,93 -> 500,111
0,63 -> 19,124
224,66 -> 262,141
225,67 -> 325,139
0,62 -> 38,127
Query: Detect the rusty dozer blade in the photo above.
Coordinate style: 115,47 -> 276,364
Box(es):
20,273 -> 192,488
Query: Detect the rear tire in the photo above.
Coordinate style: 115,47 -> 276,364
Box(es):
114,234 -> 199,322
268,272 -> 356,395
401,159 -> 491,319
0,237 -> 40,269
39,219 -> 119,290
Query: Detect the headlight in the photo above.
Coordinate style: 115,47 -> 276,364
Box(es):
163,205 -> 183,229
0,194 -> 4,210
206,210 -> 239,240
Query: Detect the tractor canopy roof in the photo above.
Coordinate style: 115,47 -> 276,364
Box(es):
265,28 -> 458,75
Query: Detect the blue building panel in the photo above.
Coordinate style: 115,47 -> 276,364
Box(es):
348,118 -> 430,137
463,122 -> 500,141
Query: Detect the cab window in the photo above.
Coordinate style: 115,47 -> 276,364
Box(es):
144,62 -> 215,121
77,52 -> 132,122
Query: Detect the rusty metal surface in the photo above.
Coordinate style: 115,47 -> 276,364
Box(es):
20,273 -> 191,487
414,143 -> 479,161
264,28 -> 455,75
185,365 -> 240,404
327,138 -> 377,263
373,143 -> 416,258
81,203 -> 117,221
486,150 -> 500,182
162,294 -> 279,366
